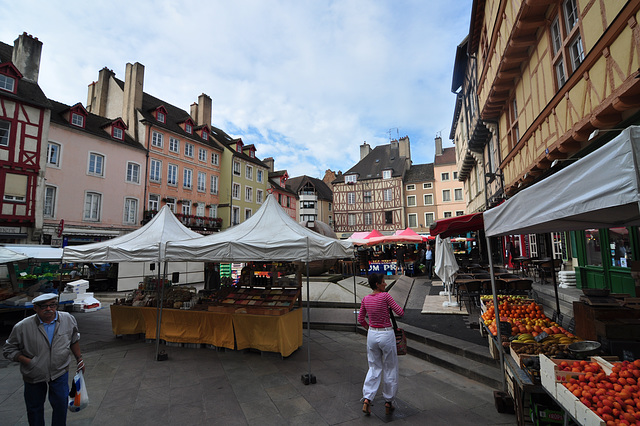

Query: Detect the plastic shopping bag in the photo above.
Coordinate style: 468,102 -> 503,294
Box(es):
68,371 -> 89,412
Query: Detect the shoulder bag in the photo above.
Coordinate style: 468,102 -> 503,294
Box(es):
389,309 -> 407,356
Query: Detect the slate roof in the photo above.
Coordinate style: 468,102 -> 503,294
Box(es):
48,99 -> 144,151
268,178 -> 297,196
434,147 -> 457,165
333,144 -> 408,183
0,42 -> 50,109
286,175 -> 333,201
404,163 -> 434,183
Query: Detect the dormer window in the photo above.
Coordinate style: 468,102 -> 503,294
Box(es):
112,127 -> 123,140
344,174 -> 357,184
249,148 -> 255,158
382,170 -> 392,179
154,106 -> 167,123
185,122 -> 193,134
202,130 -> 208,140
71,113 -> 84,128
0,74 -> 15,92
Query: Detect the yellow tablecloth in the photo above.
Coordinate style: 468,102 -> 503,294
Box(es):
110,305 -> 302,356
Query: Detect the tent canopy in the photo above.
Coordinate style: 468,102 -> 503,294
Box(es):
63,205 -> 202,262
484,126 -> 640,237
0,247 -> 29,264
3,245 -> 63,262
430,213 -> 484,238
164,194 -> 353,262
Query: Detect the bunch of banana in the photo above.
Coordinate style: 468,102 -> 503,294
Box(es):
515,333 -> 536,344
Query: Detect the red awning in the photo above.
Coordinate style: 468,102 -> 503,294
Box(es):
429,213 -> 484,238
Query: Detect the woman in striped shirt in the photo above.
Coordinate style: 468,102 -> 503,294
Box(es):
358,273 -> 404,415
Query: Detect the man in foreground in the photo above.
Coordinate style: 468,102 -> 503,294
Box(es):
3,293 -> 85,426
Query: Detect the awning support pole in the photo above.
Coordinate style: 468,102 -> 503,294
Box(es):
486,235 -> 507,392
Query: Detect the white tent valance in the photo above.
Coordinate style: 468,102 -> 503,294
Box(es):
484,126 -> 640,237
165,194 -> 353,262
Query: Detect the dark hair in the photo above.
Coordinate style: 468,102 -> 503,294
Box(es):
368,273 -> 383,290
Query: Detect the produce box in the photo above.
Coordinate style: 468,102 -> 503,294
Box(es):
594,318 -> 640,340
539,354 -> 581,385
510,342 -> 537,367
554,382 -> 579,419
529,393 -> 564,424
574,399 -> 606,426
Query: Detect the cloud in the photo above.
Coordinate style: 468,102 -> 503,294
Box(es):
2,0 -> 472,178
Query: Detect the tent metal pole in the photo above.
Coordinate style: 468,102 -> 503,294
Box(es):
154,262 -> 162,360
301,237 -> 315,384
486,235 -> 507,392
353,257 -> 357,331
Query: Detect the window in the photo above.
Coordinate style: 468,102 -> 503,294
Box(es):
441,172 -> 449,181
233,161 -> 241,176
88,153 -> 104,177
245,209 -> 252,220
423,183 -> 432,189
126,162 -> 140,184
408,214 -> 417,228
185,123 -> 192,134
407,195 -> 416,207
507,95 -> 520,151
124,198 -> 138,224
550,0 -> 584,88
425,213 -> 435,226
47,142 -> 61,166
257,169 -> 263,183
148,194 -> 159,211
382,170 -> 392,179
167,164 -> 178,186
385,211 -> 393,224
113,127 -> 123,140
211,152 -> 219,165
202,130 -> 208,140
384,188 -> 393,202
456,211 -> 465,216
364,191 -> 372,203
454,188 -> 463,201
151,131 -> 163,148
169,137 -> 179,153
198,148 -> 206,162
302,201 -> 316,209
71,113 -> 84,128
246,165 -> 253,180
256,189 -> 263,203
329,203 -> 332,211
348,214 -> 356,226
245,186 -> 253,202
197,172 -> 206,192
232,207 -> 240,225
84,192 -> 101,221
442,189 -> 451,202
209,204 -> 218,218
406,184 -> 415,191
0,120 -> 10,146
344,174 -> 357,184
184,143 -> 194,157
528,234 -> 538,258
196,204 -> 205,218
44,186 -> 56,217
232,183 -> 240,199
157,111 -> 165,123
150,159 -> 161,182
210,175 -> 218,194
585,229 -> 602,266
181,201 -> 191,216
0,74 -> 15,92
364,212 -> 372,226
424,194 -> 433,205
453,172 -> 458,180
348,192 -> 355,204
286,196 -> 290,208
443,212 -> 452,218
165,198 -> 176,213
183,168 -> 193,189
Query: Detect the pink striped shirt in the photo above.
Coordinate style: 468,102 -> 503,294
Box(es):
358,292 -> 404,329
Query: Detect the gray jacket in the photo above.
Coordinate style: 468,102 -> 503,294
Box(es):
3,311 -> 80,383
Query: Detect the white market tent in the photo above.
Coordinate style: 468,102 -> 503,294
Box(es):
3,245 -> 63,262
63,205 -> 201,263
0,247 -> 29,264
164,194 -> 353,262
482,125 -> 640,391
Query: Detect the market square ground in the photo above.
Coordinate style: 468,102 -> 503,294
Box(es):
0,287 -> 514,425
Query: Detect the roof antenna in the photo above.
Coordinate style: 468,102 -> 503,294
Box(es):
388,127 -> 399,141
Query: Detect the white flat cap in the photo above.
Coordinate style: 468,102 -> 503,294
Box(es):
32,293 -> 58,304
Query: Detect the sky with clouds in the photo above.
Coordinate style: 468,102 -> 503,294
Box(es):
3,0 -> 472,178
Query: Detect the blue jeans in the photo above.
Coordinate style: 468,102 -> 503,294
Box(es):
24,371 -> 69,426
425,259 -> 433,278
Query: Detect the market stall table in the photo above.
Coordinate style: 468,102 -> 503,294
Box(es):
110,304 -> 302,357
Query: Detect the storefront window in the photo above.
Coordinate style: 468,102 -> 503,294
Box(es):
585,229 -> 601,266
609,227 -> 631,268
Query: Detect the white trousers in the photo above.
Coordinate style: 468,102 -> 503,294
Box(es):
362,328 -> 398,402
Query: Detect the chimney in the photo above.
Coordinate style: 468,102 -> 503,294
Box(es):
190,102 -> 198,123
123,62 -> 144,137
398,136 -> 411,160
323,169 -> 337,188
390,139 -> 399,158
435,135 -> 443,156
360,142 -> 371,160
198,94 -> 212,127
12,33 -> 43,83
87,67 -> 114,116
263,157 -> 275,172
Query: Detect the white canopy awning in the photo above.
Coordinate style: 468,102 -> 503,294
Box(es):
0,247 -> 29,264
165,194 -> 353,262
484,126 -> 640,237
3,245 -> 63,262
62,206 -> 201,262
